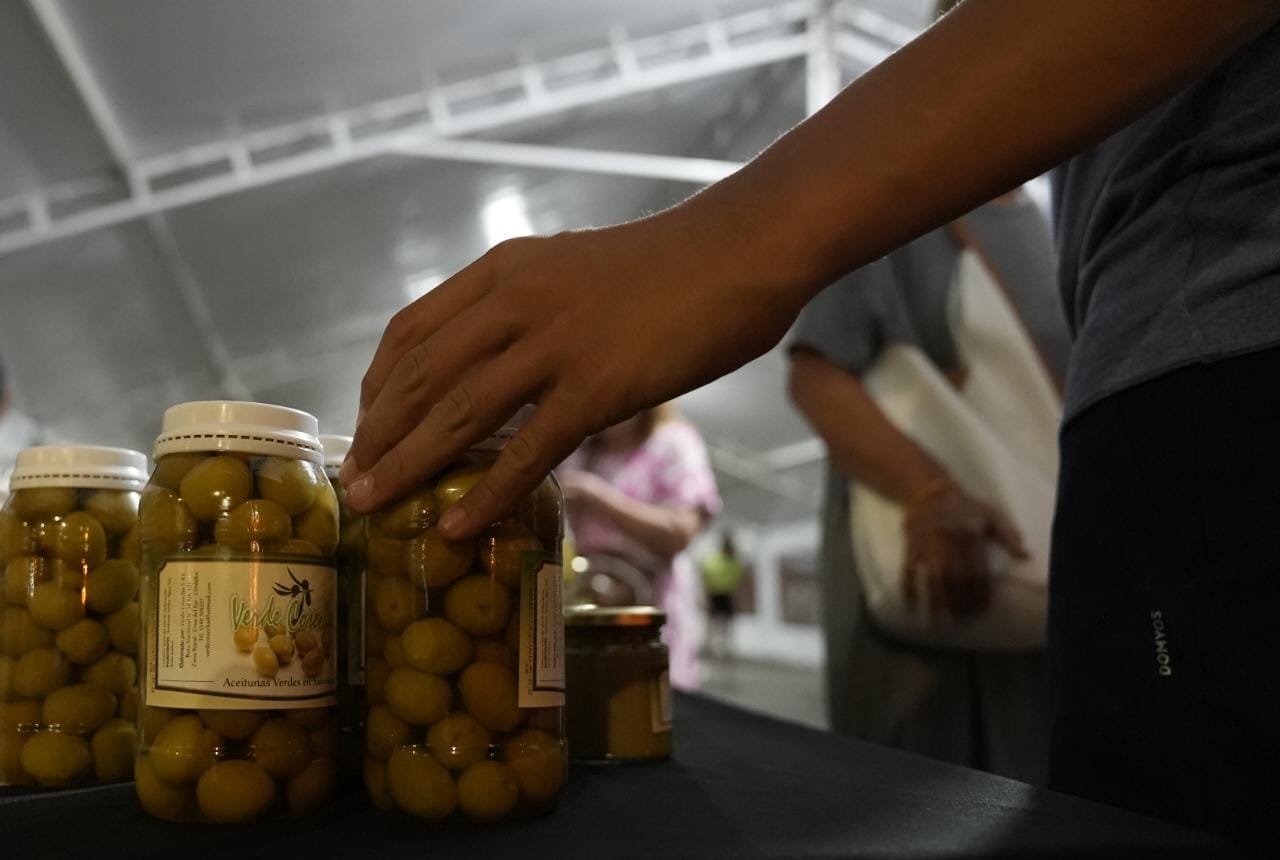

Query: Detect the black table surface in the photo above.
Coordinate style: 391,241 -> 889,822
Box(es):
0,693 -> 1250,859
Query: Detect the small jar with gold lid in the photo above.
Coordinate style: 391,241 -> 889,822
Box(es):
565,605 -> 671,763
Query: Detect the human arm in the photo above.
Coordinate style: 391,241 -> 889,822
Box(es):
788,347 -> 1024,619
344,0 -> 1280,536
560,469 -> 703,562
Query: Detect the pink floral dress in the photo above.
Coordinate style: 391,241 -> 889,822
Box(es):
565,421 -> 721,690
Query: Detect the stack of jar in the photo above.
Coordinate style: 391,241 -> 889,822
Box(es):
135,402 -> 340,823
361,416 -> 567,823
0,446 -> 148,788
2,401 -> 572,828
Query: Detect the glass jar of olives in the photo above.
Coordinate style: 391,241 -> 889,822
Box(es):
0,445 -> 148,788
319,434 -> 364,775
136,402 -> 339,823
565,606 -> 672,763
362,412 -> 567,824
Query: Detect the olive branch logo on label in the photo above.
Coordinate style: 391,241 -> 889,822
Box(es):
273,567 -> 314,607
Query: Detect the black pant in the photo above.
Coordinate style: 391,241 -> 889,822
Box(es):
1048,347 -> 1280,845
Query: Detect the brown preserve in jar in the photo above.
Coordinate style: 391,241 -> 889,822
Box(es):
137,402 -> 339,823
362,414 -> 567,824
0,446 -> 148,788
565,606 -> 672,763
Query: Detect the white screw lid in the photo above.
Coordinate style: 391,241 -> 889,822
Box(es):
154,401 -> 323,463
10,445 -> 149,491
318,434 -> 353,471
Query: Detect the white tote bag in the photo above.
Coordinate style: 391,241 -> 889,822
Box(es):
849,245 -> 1059,652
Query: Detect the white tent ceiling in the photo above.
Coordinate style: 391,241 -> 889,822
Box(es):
0,0 -> 933,524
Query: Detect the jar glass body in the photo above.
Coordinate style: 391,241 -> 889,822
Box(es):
566,624 -> 672,762
328,467 -> 365,777
136,451 -> 340,822
362,450 -> 566,824
1,485 -> 142,787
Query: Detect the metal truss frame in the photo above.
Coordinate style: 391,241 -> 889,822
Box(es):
2,0 -> 907,257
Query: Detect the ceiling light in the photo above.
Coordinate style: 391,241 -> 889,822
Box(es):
481,187 -> 533,247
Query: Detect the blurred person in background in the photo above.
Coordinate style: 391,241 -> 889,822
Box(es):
560,404 -> 721,690
699,531 -> 747,661
0,354 -> 46,499
788,190 -> 1068,784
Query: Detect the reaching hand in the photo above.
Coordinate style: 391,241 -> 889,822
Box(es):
341,216 -> 803,538
901,479 -> 1028,623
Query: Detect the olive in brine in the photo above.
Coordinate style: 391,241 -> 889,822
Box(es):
9,488 -> 77,520
149,452 -> 209,491
426,712 -> 492,771
91,717 -> 137,783
458,661 -> 521,733
384,668 -> 451,726
104,603 -> 140,655
215,499 -> 292,549
248,717 -> 312,780
28,582 -> 84,632
139,490 -> 198,546
372,578 -> 420,633
180,455 -> 253,522
136,755 -> 195,819
480,522 -> 542,590
378,491 -> 436,539
20,731 -> 92,786
82,652 -> 136,696
445,576 -> 512,637
197,709 -> 266,741
365,704 -> 410,760
85,559 -> 140,615
52,512 -> 107,568
503,729 -> 566,808
401,618 -> 473,675
12,647 -> 70,698
42,684 -> 116,734
197,760 -> 277,823
458,760 -> 520,823
433,465 -> 487,514
83,491 -> 138,536
404,529 -> 474,591
386,747 -> 457,821
150,714 -> 221,784
292,493 -> 339,556
2,608 -> 53,656
286,757 -> 337,816
3,556 -> 45,608
257,458 -> 322,516
55,619 -> 110,665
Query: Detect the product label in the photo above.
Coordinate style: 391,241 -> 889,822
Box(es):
148,558 -> 337,710
651,670 -> 673,733
518,555 -> 565,708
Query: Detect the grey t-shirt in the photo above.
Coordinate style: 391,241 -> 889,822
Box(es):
1052,21 -> 1280,420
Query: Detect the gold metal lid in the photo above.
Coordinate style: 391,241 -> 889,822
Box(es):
565,604 -> 666,628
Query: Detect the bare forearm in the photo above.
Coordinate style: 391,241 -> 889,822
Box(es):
590,490 -> 703,561
670,0 -> 1280,304
790,350 -> 947,503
